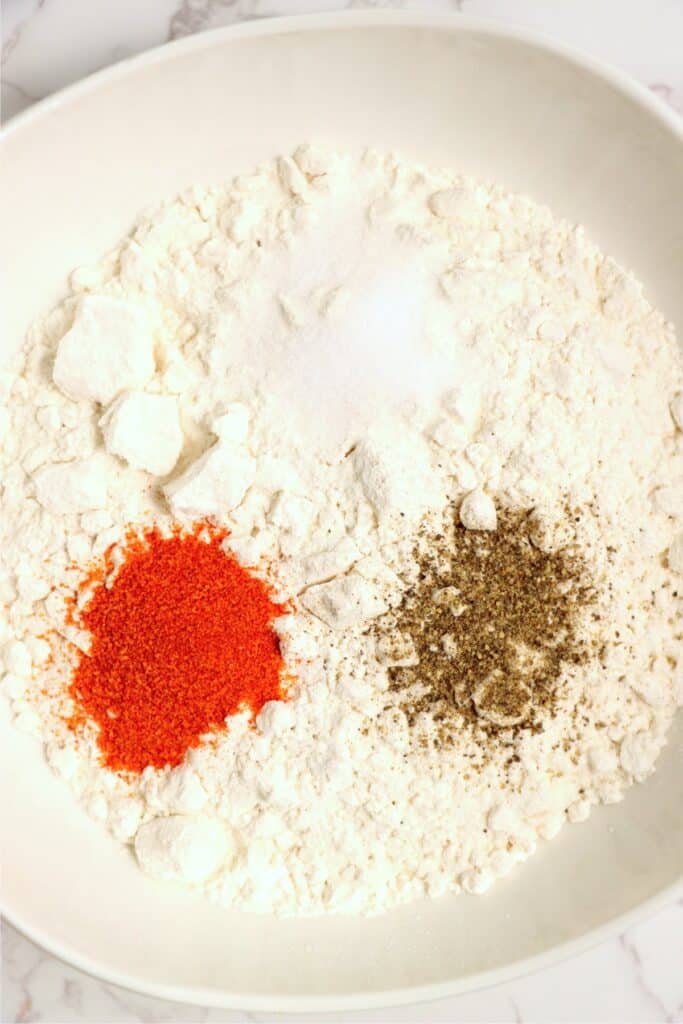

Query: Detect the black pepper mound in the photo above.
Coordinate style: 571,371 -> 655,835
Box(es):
373,507 -> 596,739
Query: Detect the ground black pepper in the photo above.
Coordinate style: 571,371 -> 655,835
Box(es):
373,506 -> 596,741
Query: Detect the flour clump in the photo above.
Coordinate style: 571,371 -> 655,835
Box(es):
53,295 -> 155,405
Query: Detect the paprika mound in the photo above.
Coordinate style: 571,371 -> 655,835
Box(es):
68,524 -> 287,773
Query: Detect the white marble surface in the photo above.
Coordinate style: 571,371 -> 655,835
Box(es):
1,0 -> 682,1020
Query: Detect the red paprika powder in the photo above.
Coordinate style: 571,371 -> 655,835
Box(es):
68,524 -> 287,773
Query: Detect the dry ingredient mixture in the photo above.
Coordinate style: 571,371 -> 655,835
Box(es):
1,146 -> 682,915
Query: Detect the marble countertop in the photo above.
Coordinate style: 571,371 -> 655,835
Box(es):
1,1 -> 682,1021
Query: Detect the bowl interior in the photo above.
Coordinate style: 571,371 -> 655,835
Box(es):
1,15 -> 682,1010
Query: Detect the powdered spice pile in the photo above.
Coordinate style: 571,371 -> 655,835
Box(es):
68,525 -> 287,773
375,507 -> 596,739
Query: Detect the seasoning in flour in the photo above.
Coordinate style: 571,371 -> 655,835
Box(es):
2,145 -> 681,915
374,505 -> 597,739
67,523 -> 288,773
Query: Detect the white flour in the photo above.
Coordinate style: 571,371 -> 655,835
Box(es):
1,146 -> 682,915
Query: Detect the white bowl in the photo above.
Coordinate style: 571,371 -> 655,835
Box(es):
1,12 -> 681,1012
